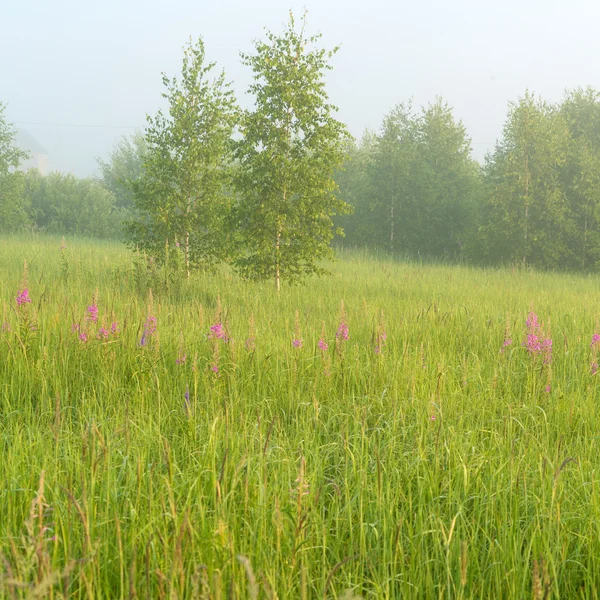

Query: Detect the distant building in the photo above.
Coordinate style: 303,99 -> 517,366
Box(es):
14,129 -> 49,175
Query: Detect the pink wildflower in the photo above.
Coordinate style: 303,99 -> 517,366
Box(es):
209,322 -> 228,342
145,316 -> 157,335
545,384 -> 551,393
292,339 -> 303,348
140,315 -> 157,347
1,322 -> 10,332
318,338 -> 328,352
526,312 -> 539,330
110,321 -> 119,335
523,311 -> 552,363
97,327 -> 109,340
78,332 -> 88,343
336,322 -> 349,342
176,354 -> 187,365
87,304 -> 98,324
16,288 -> 31,306
592,362 -> 598,375
591,333 -> 600,348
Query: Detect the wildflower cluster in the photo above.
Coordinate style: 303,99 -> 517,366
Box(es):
73,297 -> 120,343
335,301 -> 349,358
16,288 -> 32,307
140,315 -> 157,347
523,312 -> 552,365
209,322 -> 229,342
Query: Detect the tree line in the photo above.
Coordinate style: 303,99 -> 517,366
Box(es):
338,88 -> 600,271
3,13 -> 600,279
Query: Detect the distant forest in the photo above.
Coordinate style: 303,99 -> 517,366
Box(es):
4,87 -> 600,272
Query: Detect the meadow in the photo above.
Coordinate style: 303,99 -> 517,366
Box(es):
2,236 -> 600,598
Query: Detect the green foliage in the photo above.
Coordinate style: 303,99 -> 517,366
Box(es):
369,102 -> 423,254
334,132 -> 377,245
479,92 -> 578,269
0,102 -> 27,175
339,99 -> 481,260
418,99 -> 481,257
234,12 -> 351,289
559,88 -> 600,270
127,38 -> 238,276
0,103 -> 29,233
0,171 -> 29,233
97,131 -> 147,212
24,170 -> 121,238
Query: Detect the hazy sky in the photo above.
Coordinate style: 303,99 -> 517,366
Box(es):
3,0 -> 600,176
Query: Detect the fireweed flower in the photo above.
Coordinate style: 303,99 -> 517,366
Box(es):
87,304 -> 98,324
176,354 -> 187,365
292,339 -> 303,348
592,362 -> 598,375
501,338 -> 513,353
78,332 -> 88,343
16,288 -> 31,306
545,384 -> 552,393
1,322 -> 10,332
139,315 -> 157,347
110,321 -> 119,335
591,333 -> 600,348
336,321 -> 349,341
145,316 -> 157,335
318,338 -> 328,352
526,312 -> 539,330
523,311 -> 552,363
209,322 -> 228,342
97,327 -> 109,340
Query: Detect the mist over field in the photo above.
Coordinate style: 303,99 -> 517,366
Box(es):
3,0 -> 600,176
4,2 -> 600,598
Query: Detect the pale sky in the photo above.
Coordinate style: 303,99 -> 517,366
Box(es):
3,0 -> 600,176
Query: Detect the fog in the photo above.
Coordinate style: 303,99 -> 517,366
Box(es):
2,0 -> 600,176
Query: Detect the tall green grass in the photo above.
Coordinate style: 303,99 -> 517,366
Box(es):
1,234 -> 600,598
